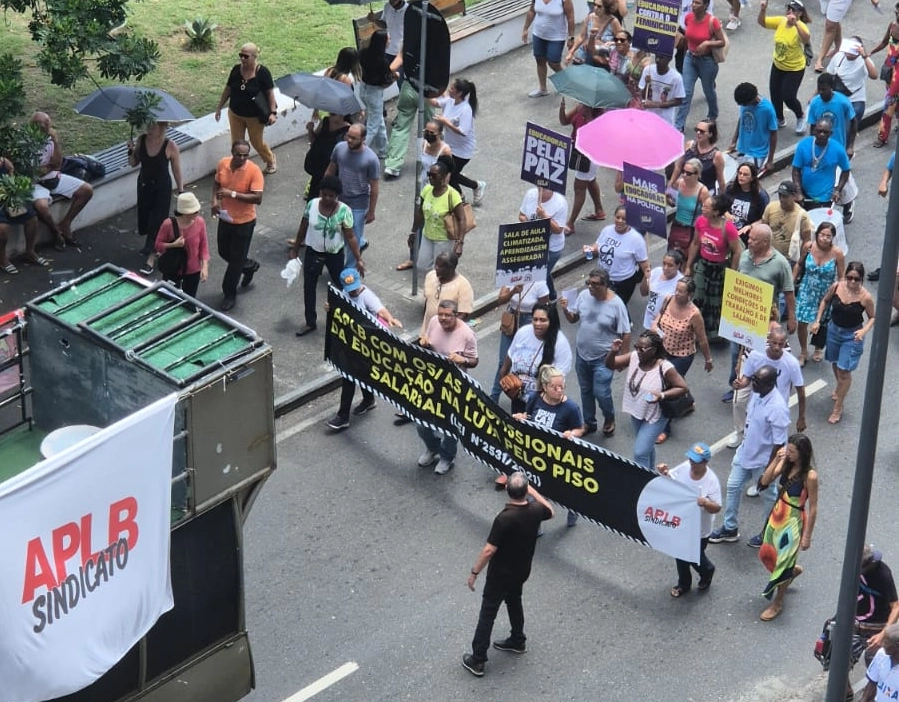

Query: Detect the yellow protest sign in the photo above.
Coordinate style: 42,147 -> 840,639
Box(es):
719,269 -> 774,352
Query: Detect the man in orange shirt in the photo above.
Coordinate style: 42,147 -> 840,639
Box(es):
211,140 -> 265,311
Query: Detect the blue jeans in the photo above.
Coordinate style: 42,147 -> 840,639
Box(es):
676,53 -> 719,132
358,82 -> 387,158
416,425 -> 457,462
546,248 -> 562,301
345,206 -> 368,268
575,353 -> 615,428
722,456 -> 777,533
630,414 -> 667,469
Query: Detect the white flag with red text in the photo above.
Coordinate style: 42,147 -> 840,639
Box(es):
0,394 -> 177,702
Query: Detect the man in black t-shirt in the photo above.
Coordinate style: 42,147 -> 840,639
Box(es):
462,472 -> 554,677
858,546 -> 899,659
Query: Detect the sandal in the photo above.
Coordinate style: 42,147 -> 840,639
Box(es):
873,139 -> 887,148
395,260 -> 414,271
788,565 -> 803,585
581,211 -> 606,221
828,409 -> 842,424
798,353 -> 807,367
655,432 -> 668,445
264,159 -> 278,175
812,349 -> 823,363
602,419 -> 616,437
54,241 -> 66,252
670,585 -> 689,598
760,602 -> 783,621
24,256 -> 50,268
3,262 -> 19,274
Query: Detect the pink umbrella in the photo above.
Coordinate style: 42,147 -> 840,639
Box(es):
575,109 -> 684,171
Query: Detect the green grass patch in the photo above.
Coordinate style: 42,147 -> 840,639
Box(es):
8,0 -> 365,153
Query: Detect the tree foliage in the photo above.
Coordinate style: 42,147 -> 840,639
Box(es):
6,0 -> 160,89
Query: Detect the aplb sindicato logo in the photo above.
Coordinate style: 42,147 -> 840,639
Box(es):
642,506 -> 682,529
635,475 -> 702,564
22,496 -> 139,633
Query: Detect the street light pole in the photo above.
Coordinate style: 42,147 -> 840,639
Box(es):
824,144 -> 899,701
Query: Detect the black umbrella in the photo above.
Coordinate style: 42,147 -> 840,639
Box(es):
275,73 -> 363,115
74,87 -> 194,124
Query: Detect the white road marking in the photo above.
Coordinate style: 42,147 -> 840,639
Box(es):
281,661 -> 359,702
709,378 -> 828,456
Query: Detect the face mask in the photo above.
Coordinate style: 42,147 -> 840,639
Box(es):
423,133 -> 437,143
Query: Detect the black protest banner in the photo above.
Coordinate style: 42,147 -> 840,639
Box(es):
325,288 -> 700,562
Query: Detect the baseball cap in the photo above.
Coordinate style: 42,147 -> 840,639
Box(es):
862,544 -> 883,565
340,267 -> 362,293
686,442 -> 712,463
778,180 -> 800,196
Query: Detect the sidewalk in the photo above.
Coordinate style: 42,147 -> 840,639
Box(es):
1,2 -> 893,409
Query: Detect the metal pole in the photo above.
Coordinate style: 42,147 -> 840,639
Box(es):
410,0 -> 430,298
824,144 -> 899,700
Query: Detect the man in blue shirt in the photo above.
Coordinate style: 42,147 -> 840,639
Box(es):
792,117 -> 851,216
729,82 -> 779,174
807,72 -> 857,156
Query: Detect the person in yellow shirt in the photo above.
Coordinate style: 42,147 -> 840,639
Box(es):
758,0 -> 811,134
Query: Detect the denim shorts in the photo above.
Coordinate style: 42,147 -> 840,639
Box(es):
532,35 -> 565,64
826,323 -> 864,372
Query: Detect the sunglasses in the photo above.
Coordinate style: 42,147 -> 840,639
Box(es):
587,281 -> 606,287
846,275 -> 861,282
694,127 -> 708,134
683,170 -> 698,176
614,37 -> 628,42
239,52 -> 252,59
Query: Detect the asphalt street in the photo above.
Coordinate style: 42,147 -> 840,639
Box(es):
4,1 -> 899,698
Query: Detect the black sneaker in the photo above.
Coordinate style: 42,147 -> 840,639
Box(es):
868,267 -> 881,282
240,260 -> 260,288
352,398 -> 377,415
326,414 -> 350,430
708,527 -> 739,543
461,654 -> 484,677
493,638 -> 527,654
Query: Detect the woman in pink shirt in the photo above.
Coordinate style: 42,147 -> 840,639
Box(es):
685,193 -> 741,339
674,0 -> 726,132
155,192 -> 210,298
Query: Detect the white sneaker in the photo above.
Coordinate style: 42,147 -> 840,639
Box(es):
795,116 -> 807,134
726,15 -> 741,30
418,450 -> 438,467
726,433 -> 742,449
746,483 -> 759,497
473,180 -> 487,207
528,88 -> 549,98
434,458 -> 454,475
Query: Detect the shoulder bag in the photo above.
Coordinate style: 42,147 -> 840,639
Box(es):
658,364 -> 695,418
251,65 -> 272,124
157,217 -> 188,279
709,16 -> 729,63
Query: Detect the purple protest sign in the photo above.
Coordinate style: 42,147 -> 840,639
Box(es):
520,122 -> 570,194
622,163 -> 668,239
632,0 -> 680,57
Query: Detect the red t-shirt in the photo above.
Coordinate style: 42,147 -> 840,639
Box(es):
694,215 -> 739,264
683,13 -> 721,53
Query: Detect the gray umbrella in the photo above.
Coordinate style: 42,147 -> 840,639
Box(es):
275,73 -> 364,115
74,87 -> 194,123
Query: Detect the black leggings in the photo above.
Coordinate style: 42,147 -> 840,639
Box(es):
450,155 -> 478,194
769,65 -> 805,121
